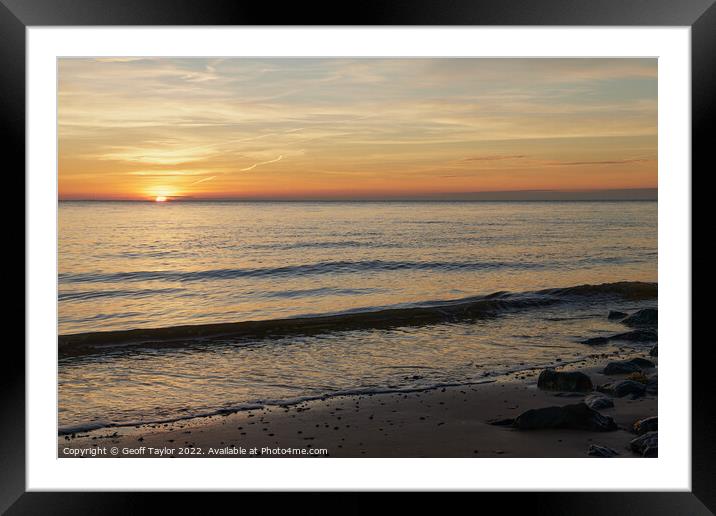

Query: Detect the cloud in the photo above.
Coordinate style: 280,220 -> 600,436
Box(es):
463,155 -> 527,161
189,175 -> 216,185
557,159 -> 651,166
239,155 -> 284,172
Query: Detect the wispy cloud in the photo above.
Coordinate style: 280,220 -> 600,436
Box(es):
239,155 -> 284,172
557,159 -> 651,166
463,155 -> 527,162
189,175 -> 217,185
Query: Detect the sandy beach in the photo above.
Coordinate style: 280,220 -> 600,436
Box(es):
58,347 -> 657,458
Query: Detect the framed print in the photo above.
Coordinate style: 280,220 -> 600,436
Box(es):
6,0 -> 714,512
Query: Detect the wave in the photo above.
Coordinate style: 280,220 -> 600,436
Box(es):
537,282 -> 658,300
58,259 -> 547,284
250,240 -> 403,250
59,287 -> 186,302
260,286 -> 382,299
59,257 -> 639,284
58,281 -> 656,357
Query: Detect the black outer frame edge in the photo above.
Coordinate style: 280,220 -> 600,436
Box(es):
0,0 -> 715,26
0,1 -> 26,515
2,492 -> 715,515
691,0 -> 716,511
5,0 -> 714,513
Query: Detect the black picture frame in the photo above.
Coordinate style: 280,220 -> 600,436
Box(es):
5,0 -> 713,512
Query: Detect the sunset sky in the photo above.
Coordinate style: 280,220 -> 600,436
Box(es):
58,58 -> 657,200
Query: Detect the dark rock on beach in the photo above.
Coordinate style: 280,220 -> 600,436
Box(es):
598,380 -> 646,398
646,374 -> 658,395
581,329 -> 657,345
633,416 -> 658,435
603,357 -> 656,375
603,361 -> 640,375
607,310 -> 627,320
650,344 -> 658,357
537,369 -> 593,392
609,328 -> 658,342
514,403 -> 617,432
588,444 -> 620,457
622,308 -> 657,328
630,431 -> 658,457
629,357 -> 656,368
584,393 -> 614,410
580,336 -> 610,345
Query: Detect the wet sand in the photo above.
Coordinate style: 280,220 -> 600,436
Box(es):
58,350 -> 657,458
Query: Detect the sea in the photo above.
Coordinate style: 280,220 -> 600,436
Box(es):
58,201 -> 657,434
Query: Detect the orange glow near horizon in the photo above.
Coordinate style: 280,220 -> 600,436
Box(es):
58,58 -> 658,200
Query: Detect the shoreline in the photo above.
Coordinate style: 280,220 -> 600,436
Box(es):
58,349 -> 657,458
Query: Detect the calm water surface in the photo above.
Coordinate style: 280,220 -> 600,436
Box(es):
58,201 -> 657,432
59,201 -> 656,334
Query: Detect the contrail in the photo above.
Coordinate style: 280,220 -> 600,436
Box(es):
189,175 -> 216,185
240,155 -> 283,172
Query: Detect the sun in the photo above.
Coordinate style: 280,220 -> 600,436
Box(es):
155,196 -> 168,202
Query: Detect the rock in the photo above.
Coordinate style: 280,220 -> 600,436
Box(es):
598,379 -> 646,398
603,357 -> 656,375
537,369 -> 593,392
626,371 -> 650,384
607,310 -> 628,320
487,417 -> 515,427
622,308 -> 657,327
588,444 -> 620,457
514,403 -> 617,432
582,329 -> 657,344
580,336 -> 609,345
614,380 -> 647,398
650,344 -> 658,357
629,357 -> 656,368
584,393 -> 614,410
630,431 -> 658,457
645,374 -> 658,395
603,361 -> 641,375
609,329 -> 658,342
633,416 -> 658,435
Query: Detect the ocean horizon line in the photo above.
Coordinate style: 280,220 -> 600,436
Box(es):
59,199 -> 659,203
59,187 -> 658,202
